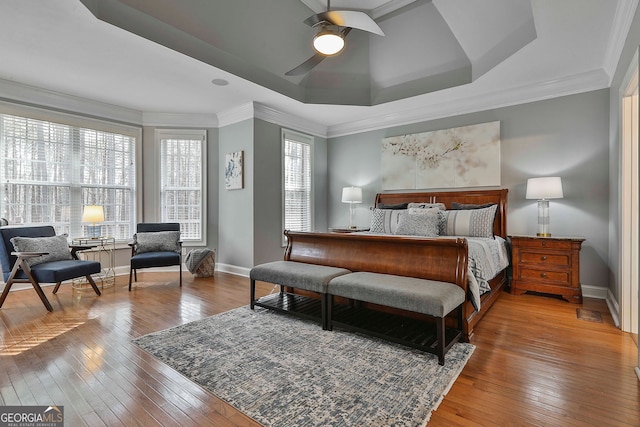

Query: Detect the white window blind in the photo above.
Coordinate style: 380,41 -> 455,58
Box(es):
159,129 -> 206,244
283,130 -> 313,236
0,112 -> 137,240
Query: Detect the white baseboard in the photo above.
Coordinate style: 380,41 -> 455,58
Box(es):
635,366 -> 640,381
581,284 -> 609,299
215,263 -> 250,278
605,289 -> 621,328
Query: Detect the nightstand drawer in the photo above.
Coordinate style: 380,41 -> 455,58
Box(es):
519,252 -> 569,266
519,268 -> 569,284
512,239 -> 573,250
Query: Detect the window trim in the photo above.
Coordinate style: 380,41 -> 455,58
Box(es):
156,128 -> 207,246
281,128 -> 314,246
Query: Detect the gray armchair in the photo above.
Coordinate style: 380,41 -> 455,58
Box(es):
129,223 -> 182,291
0,225 -> 101,311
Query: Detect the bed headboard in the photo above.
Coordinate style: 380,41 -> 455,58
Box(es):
374,188 -> 508,238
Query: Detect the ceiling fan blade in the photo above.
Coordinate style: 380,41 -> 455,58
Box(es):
285,53 -> 326,76
304,10 -> 384,36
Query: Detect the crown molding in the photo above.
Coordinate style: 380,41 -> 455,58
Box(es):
142,112 -> 218,128
603,0 -> 639,83
254,103 -> 328,138
0,78 -> 142,125
327,69 -> 610,138
216,103 -> 255,127
217,101 -> 328,137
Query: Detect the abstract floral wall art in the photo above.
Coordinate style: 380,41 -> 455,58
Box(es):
381,121 -> 500,190
225,150 -> 244,190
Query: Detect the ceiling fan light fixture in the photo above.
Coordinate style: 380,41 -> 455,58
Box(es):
313,25 -> 344,56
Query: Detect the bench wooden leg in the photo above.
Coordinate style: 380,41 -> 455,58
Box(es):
436,317 -> 445,365
250,279 -> 256,310
320,293 -> 327,330
326,294 -> 333,331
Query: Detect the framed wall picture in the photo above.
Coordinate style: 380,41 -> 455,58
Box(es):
225,150 -> 244,190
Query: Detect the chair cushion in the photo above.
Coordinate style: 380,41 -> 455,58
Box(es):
30,259 -> 101,283
10,235 -> 73,266
131,251 -> 181,269
134,231 -> 181,254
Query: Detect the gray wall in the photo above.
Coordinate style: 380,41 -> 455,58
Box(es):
328,89 -> 611,291
218,119 -> 254,269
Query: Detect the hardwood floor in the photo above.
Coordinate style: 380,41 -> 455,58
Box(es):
0,273 -> 638,426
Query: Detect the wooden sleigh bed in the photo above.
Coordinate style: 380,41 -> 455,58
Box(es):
256,188 -> 509,342
373,188 -> 509,340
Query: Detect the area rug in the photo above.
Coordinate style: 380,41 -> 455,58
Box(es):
133,307 -> 475,426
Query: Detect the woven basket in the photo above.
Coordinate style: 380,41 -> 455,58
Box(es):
194,250 -> 216,277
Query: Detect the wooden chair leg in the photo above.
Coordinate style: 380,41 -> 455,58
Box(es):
19,261 -> 53,312
179,262 -> 182,287
128,267 -> 134,291
52,282 -> 62,294
0,280 -> 14,308
86,275 -> 102,296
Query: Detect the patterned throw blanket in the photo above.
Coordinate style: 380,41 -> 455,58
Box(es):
466,236 -> 510,311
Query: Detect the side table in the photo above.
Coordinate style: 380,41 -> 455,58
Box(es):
509,235 -> 585,303
71,237 -> 116,289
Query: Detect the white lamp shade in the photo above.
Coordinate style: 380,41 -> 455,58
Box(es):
82,205 -> 105,223
526,177 -> 564,200
341,187 -> 362,203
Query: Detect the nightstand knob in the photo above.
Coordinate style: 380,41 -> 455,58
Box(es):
541,272 -> 547,278
542,241 -> 547,246
541,256 -> 547,261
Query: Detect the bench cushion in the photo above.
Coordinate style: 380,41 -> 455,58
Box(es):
250,261 -> 351,293
327,272 -> 465,317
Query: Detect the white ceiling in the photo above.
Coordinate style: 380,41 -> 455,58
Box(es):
0,0 -> 635,137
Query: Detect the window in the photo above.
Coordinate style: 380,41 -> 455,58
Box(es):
158,129 -> 206,245
0,108 -> 138,240
282,129 -> 313,239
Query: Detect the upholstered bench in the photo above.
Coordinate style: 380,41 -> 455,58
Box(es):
326,272 -> 466,365
249,260 -> 351,329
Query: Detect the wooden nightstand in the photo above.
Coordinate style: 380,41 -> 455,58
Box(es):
509,235 -> 585,304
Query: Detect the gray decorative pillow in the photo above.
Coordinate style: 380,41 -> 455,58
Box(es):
377,202 -> 409,210
369,208 -> 406,234
408,202 -> 446,210
135,231 -> 181,254
451,202 -> 496,210
395,211 -> 439,237
10,235 -> 73,266
440,204 -> 498,238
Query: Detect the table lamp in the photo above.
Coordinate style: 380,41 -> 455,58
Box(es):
82,205 -> 104,238
342,187 -> 362,229
526,177 -> 563,237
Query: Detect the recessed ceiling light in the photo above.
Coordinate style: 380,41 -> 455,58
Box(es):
211,78 -> 229,86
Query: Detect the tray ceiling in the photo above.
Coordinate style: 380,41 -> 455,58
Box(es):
79,0 -> 537,106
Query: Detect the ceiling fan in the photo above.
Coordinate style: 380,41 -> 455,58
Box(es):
285,0 -> 385,76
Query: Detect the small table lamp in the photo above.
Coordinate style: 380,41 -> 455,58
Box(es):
342,187 -> 362,229
526,177 -> 563,237
82,205 -> 104,238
